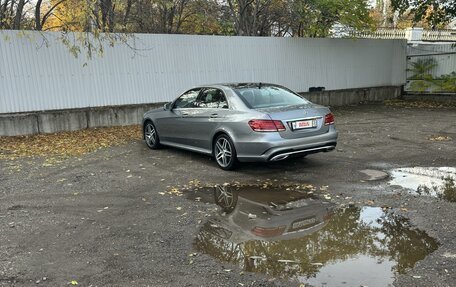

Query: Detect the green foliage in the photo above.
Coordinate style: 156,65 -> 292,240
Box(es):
290,0 -> 374,37
407,58 -> 456,93
417,176 -> 456,202
407,58 -> 437,92
407,58 -> 438,80
440,177 -> 456,202
433,72 -> 456,93
391,0 -> 456,27
195,206 -> 439,278
409,80 -> 433,92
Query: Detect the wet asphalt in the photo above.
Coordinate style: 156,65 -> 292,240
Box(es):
0,103 -> 456,287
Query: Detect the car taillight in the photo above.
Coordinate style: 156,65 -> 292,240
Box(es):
324,113 -> 335,125
248,119 -> 286,132
251,226 -> 286,238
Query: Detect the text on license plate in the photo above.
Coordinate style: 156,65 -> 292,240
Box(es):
292,217 -> 317,230
292,119 -> 317,130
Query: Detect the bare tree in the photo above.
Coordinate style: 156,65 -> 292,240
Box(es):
226,0 -> 272,36
12,0 -> 25,29
100,0 -> 115,32
34,0 -> 67,30
123,0 -> 132,26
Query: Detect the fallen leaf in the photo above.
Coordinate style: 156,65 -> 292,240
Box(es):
429,135 -> 452,141
385,99 -> 456,109
0,125 -> 141,161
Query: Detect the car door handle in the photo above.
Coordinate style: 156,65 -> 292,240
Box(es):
210,113 -> 218,118
181,112 -> 189,117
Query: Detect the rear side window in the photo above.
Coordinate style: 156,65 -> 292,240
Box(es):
234,86 -> 308,109
196,88 -> 229,109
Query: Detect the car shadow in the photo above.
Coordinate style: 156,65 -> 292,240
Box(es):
140,142 -> 327,174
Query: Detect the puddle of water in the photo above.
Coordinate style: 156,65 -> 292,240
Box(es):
192,185 -> 439,286
389,167 -> 456,201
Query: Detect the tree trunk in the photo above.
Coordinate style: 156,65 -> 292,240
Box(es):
35,0 -> 43,30
39,0 -> 67,30
12,0 -> 25,29
100,0 -> 114,32
123,0 -> 132,26
0,1 -> 7,28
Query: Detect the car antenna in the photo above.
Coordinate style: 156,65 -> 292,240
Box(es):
258,82 -> 262,89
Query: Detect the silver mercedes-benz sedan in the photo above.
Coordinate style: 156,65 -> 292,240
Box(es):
142,83 -> 338,170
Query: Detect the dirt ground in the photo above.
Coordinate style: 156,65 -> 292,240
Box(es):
1,103 -> 455,287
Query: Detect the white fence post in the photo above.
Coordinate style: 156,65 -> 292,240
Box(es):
406,28 -> 424,42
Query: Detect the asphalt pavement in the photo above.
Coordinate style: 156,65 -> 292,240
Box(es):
1,103 -> 455,287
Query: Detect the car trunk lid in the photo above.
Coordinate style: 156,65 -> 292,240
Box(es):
257,104 -> 331,139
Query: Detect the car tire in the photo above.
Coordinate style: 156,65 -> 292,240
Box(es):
144,121 -> 161,149
213,134 -> 237,170
213,184 -> 238,213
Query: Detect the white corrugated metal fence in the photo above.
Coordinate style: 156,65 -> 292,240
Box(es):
0,31 -> 407,114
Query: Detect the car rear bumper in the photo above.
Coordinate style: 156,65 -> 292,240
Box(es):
235,126 -> 338,162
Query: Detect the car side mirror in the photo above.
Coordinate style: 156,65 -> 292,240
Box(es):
163,102 -> 172,110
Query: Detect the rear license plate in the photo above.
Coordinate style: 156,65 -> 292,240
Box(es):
291,217 -> 317,230
292,119 -> 317,130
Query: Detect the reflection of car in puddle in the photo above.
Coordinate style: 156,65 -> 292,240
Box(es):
194,185 -> 439,287
212,184 -> 335,242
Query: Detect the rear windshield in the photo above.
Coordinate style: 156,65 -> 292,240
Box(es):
233,85 -> 309,109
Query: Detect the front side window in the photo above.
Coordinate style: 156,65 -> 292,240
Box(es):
196,88 -> 229,109
173,88 -> 201,109
234,85 -> 309,109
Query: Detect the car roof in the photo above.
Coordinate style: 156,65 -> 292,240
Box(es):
195,83 -> 281,90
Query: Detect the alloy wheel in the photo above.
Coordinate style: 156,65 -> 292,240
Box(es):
215,185 -> 234,208
215,137 -> 233,168
145,123 -> 157,147
214,184 -> 237,213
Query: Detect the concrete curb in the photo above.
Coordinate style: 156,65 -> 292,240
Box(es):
300,86 -> 402,106
0,103 -> 164,136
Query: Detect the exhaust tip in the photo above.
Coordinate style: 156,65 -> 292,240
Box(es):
271,155 -> 289,161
